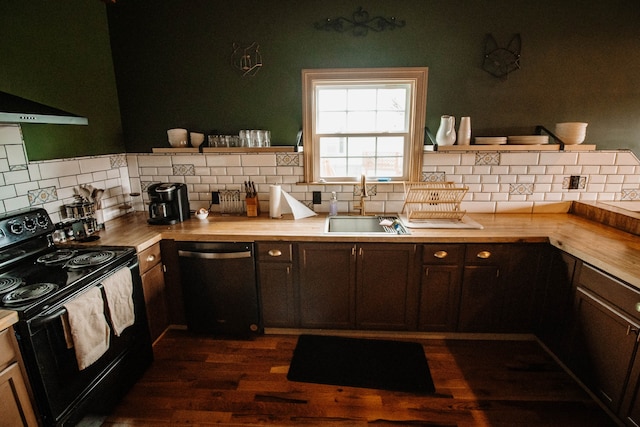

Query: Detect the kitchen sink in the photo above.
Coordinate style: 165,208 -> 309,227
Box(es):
324,215 -> 409,235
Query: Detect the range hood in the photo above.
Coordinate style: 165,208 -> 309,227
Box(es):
0,91 -> 88,125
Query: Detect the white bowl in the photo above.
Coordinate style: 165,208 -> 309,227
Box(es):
168,128 -> 188,148
190,132 -> 205,148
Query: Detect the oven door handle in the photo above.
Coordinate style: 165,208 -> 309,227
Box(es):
31,308 -> 67,328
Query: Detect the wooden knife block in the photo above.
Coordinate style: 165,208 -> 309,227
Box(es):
246,196 -> 259,217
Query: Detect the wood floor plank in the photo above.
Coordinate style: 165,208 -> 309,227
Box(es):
103,329 -> 618,426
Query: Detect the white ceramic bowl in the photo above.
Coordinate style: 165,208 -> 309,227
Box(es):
167,128 -> 188,148
190,132 -> 205,148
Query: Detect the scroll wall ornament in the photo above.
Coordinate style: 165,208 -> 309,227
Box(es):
482,34 -> 521,79
314,6 -> 405,36
231,42 -> 263,77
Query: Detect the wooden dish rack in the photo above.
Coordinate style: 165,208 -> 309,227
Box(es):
402,182 -> 469,221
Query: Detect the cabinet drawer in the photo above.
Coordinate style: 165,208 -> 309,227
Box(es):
578,263 -> 640,321
257,242 -> 292,263
464,244 -> 511,265
422,244 -> 464,264
138,243 -> 162,273
0,327 -> 16,368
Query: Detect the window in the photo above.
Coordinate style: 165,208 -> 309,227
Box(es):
302,68 -> 428,183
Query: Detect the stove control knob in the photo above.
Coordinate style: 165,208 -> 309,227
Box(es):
36,214 -> 49,228
9,221 -> 24,234
24,218 -> 37,232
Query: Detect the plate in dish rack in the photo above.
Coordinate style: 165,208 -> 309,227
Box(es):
507,135 -> 549,145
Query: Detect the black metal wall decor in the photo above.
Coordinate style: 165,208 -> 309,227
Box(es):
482,34 -> 521,79
231,42 -> 263,77
314,7 -> 405,36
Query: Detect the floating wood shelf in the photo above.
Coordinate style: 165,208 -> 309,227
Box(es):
430,144 -> 596,152
152,146 -> 296,154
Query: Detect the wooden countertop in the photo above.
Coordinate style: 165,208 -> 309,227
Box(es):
2,202 -> 639,326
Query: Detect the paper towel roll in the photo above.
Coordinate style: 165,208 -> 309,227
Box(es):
269,185 -> 282,218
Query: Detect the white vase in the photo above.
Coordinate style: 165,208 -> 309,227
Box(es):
435,115 -> 456,146
458,117 -> 471,145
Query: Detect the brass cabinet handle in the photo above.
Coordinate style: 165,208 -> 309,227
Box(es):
434,250 -> 448,259
268,249 -> 282,257
636,302 -> 640,313
476,251 -> 491,259
146,254 -> 156,262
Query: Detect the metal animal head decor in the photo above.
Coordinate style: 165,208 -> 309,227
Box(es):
482,34 -> 521,79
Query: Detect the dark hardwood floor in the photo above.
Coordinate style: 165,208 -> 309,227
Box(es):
103,329 -> 617,426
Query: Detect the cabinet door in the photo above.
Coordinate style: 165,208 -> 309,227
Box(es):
298,243 -> 356,329
458,265 -> 502,332
141,261 -> 169,342
501,244 -> 547,332
258,263 -> 295,327
569,287 -> 638,413
419,244 -> 464,332
419,265 -> 461,331
537,249 -> 578,359
356,243 -> 419,330
0,362 -> 38,427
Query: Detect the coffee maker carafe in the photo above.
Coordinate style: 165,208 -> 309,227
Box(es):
147,183 -> 190,225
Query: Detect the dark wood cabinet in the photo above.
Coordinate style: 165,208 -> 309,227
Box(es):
298,242 -> 356,329
355,243 -> 419,330
256,242 -> 295,328
567,262 -> 640,425
537,249 -> 579,359
139,242 -> 169,343
418,244 -> 464,331
297,242 -> 418,330
458,244 -> 546,333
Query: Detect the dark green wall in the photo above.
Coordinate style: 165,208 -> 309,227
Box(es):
108,0 -> 640,155
0,0 -> 123,161
2,1 -> 640,160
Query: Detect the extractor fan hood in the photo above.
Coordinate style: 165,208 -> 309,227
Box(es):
0,91 -> 88,125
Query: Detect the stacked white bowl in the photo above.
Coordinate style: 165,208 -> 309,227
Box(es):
554,122 -> 588,145
167,128 -> 189,148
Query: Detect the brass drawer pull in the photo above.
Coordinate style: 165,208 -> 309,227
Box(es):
268,249 -> 282,257
434,250 -> 448,259
636,302 -> 640,313
146,254 -> 156,263
476,251 -> 491,259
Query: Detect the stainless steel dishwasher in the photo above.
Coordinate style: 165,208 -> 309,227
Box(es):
177,241 -> 263,338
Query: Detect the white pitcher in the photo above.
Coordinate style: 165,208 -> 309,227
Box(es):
436,115 -> 456,146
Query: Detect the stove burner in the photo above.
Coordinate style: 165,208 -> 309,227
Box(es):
0,276 -> 24,294
2,282 -> 58,305
37,249 -> 76,265
67,251 -> 116,268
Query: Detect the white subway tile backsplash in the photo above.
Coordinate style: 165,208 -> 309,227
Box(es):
578,152 -> 617,165
137,155 -> 173,167
6,144 -> 27,166
539,152 -> 578,165
501,152 -> 539,165
39,160 -> 81,179
79,157 -> 111,173
0,125 -> 22,144
4,170 -> 30,185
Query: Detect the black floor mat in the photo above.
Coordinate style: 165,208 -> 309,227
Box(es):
287,334 -> 435,394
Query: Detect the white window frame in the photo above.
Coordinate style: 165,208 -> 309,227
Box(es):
302,67 -> 428,183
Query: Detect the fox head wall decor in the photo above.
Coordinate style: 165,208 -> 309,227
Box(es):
482,34 -> 521,79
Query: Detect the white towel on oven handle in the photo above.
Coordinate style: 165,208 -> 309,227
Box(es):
63,286 -> 110,370
102,267 -> 135,336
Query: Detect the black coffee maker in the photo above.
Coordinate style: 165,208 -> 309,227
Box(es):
147,183 -> 190,225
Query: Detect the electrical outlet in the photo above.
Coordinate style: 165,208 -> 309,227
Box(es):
312,191 -> 322,204
211,191 -> 220,204
569,175 -> 582,190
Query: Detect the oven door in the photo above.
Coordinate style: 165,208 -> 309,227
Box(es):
16,263 -> 152,426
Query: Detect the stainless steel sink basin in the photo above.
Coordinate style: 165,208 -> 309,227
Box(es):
324,215 -> 409,235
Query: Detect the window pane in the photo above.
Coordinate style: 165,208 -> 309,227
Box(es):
347,89 -> 376,111
377,111 -> 406,132
348,137 -> 376,156
317,112 -> 347,133
319,137 -> 346,156
318,89 -> 347,111
346,112 -> 376,132
377,88 -> 407,111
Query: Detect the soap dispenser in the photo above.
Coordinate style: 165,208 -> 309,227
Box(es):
329,192 -> 338,216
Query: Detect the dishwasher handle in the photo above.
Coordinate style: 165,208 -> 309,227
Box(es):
178,249 -> 253,260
